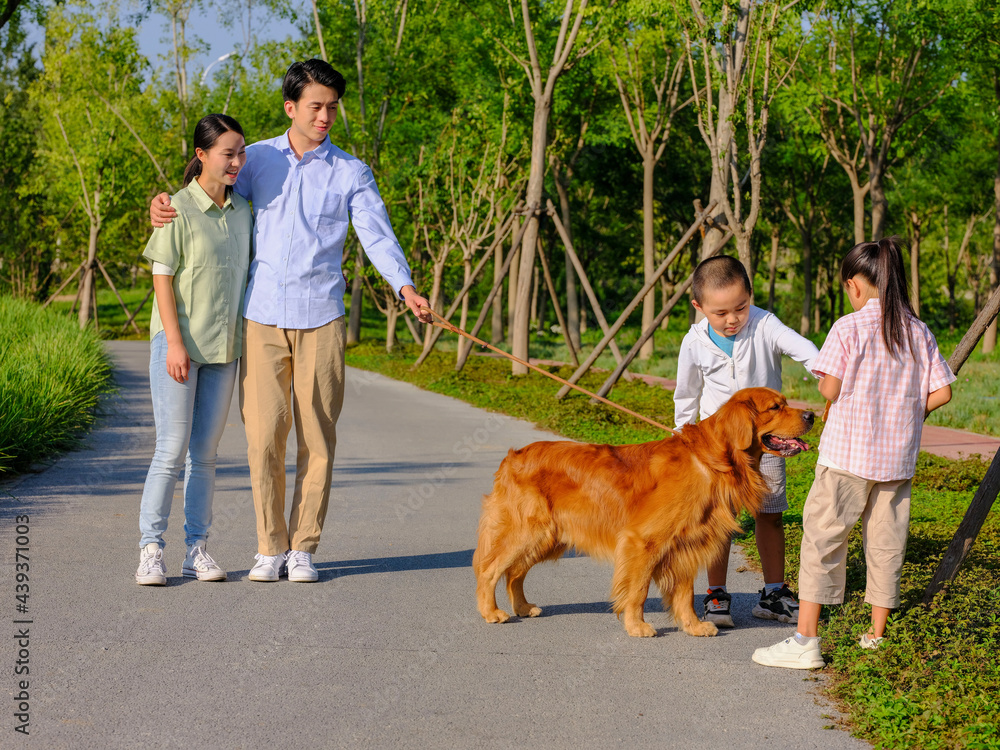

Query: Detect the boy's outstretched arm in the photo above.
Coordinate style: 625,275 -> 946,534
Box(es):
770,319 -> 820,372
673,335 -> 702,428
925,385 -> 951,418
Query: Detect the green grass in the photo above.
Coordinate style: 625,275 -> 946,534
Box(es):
47,286 -> 155,341
0,296 -> 115,474
344,339 -> 1000,750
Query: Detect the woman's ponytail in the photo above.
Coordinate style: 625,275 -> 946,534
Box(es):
182,155 -> 202,187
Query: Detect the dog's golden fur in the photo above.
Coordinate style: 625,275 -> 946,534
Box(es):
473,387 -> 814,637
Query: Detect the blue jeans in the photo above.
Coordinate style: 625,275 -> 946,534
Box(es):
139,332 -> 238,548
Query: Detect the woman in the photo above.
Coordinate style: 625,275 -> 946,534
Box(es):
135,114 -> 251,585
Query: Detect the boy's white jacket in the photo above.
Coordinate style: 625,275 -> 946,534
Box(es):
674,305 -> 819,427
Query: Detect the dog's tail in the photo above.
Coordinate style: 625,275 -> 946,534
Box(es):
472,450 -> 518,578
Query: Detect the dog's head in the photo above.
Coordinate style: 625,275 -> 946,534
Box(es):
712,387 -> 815,458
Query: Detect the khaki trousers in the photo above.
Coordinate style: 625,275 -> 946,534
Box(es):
798,465 -> 911,609
240,318 -> 346,555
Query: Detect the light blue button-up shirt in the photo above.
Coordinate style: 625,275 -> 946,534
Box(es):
234,131 -> 415,330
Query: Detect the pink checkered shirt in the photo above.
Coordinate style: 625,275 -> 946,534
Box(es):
812,299 -> 955,481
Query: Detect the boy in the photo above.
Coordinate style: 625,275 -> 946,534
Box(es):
674,255 -> 818,627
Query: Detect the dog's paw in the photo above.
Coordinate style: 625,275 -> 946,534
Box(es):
514,604 -> 542,618
483,609 -> 511,624
685,620 -> 719,637
625,620 -> 657,638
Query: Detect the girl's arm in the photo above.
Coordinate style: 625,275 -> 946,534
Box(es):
818,374 -> 842,402
925,384 -> 952,418
153,274 -> 190,383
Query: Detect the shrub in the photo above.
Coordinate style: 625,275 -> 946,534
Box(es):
0,297 -> 114,474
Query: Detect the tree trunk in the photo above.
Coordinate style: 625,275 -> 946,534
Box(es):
871,169 -> 888,240
460,254 -> 472,332
511,100 -> 551,374
851,174 -> 868,245
701,91 -> 733,258
800,229 -> 813,336
491,239 -> 505,344
385,306 -> 398,352
736,232 -> 753,298
529,264 -> 540,330
813,265 -> 822,334
767,223 -> 779,312
507,217 -> 521,343
555,176 -> 580,349
640,156 -> 656,359
78,220 -> 99,329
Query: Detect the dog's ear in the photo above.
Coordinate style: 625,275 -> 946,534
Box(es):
717,398 -> 755,451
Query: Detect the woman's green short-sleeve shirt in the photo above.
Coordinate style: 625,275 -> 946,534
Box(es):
143,179 -> 252,364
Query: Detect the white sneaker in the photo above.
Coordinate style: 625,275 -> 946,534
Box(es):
752,636 -> 825,669
182,542 -> 227,581
859,633 -> 885,650
286,550 -> 319,582
249,552 -> 287,582
136,543 -> 167,585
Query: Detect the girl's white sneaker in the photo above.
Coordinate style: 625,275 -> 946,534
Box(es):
136,543 -> 167,586
752,636 -> 825,669
183,543 -> 227,581
859,633 -> 885,650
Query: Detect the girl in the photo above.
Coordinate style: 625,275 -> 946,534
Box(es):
135,114 -> 251,585
753,237 -> 955,669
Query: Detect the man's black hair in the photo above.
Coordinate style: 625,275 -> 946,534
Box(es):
282,59 -> 346,102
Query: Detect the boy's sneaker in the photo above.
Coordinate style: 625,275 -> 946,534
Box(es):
286,550 -> 319,583
182,542 -> 227,581
859,633 -> 884,650
752,636 -> 825,670
136,543 -> 167,586
702,588 -> 734,628
753,584 -> 799,624
249,552 -> 287,582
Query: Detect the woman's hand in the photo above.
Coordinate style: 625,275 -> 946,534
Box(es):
166,341 -> 191,383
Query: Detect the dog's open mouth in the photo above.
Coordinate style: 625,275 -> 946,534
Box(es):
761,434 -> 809,457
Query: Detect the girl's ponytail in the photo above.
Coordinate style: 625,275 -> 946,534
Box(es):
182,155 -> 202,187
841,236 -> 916,359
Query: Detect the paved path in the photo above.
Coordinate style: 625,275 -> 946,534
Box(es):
0,341 -> 870,749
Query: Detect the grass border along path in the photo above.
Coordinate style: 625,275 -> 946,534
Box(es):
346,341 -> 1000,750
0,297 -> 114,475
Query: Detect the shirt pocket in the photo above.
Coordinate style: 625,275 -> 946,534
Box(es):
310,192 -> 347,235
234,232 -> 251,270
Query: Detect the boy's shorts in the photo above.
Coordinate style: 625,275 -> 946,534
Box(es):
759,453 -> 787,514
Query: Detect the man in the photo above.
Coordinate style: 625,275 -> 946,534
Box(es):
151,59 -> 431,582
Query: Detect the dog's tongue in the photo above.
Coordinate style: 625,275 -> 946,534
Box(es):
767,436 -> 809,455
788,437 -> 809,452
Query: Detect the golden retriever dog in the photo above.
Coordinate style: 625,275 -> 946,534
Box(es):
473,387 -> 814,638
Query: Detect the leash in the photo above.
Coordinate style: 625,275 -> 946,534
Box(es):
419,306 -> 680,436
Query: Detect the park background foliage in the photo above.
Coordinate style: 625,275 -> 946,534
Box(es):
1,0 -> 1000,363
